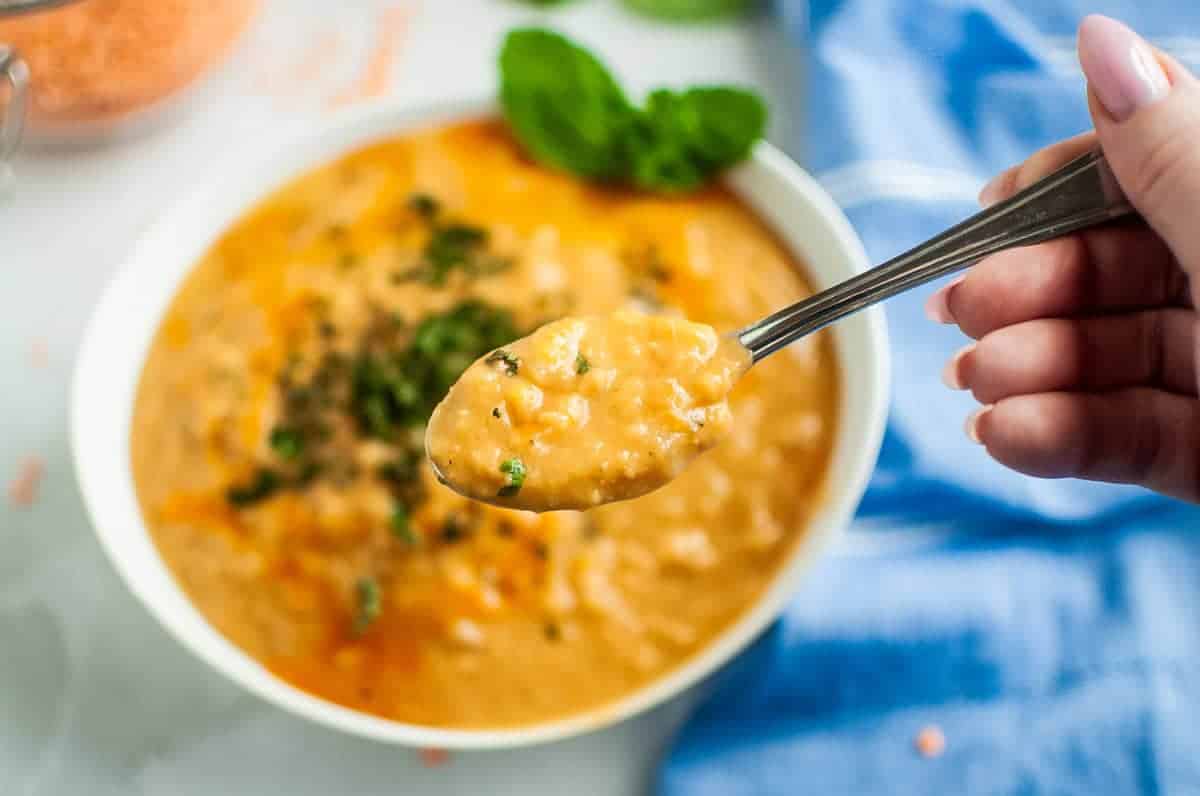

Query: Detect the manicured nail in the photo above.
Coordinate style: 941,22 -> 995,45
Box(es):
924,276 -> 965,324
1079,15 -> 1170,123
965,405 -> 993,444
941,343 -> 975,390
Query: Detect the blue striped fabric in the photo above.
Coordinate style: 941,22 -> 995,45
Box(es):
659,2 -> 1200,793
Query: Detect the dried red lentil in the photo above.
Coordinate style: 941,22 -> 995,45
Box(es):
330,4 -> 410,108
915,725 -> 946,758
0,0 -> 258,127
418,747 -> 450,768
7,455 -> 45,509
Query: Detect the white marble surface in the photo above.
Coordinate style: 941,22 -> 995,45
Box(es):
0,1 -> 806,793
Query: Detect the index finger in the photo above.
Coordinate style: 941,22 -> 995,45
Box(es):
979,132 -> 1098,206
928,221 -> 1186,339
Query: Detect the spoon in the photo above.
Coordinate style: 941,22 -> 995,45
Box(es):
428,149 -> 1136,512
736,148 -> 1135,361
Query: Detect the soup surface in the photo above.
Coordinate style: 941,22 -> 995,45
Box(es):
132,120 -> 839,729
427,311 -> 750,511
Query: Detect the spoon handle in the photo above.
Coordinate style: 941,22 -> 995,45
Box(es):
737,149 -> 1137,362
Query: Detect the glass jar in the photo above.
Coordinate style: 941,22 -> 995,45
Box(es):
0,0 -> 258,146
0,43 -> 26,193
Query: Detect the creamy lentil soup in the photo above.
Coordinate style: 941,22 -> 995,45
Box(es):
428,312 -> 750,511
132,120 -> 839,729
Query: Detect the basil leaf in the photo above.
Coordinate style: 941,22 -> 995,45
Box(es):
500,29 -> 638,182
630,88 -> 767,192
499,29 -> 767,193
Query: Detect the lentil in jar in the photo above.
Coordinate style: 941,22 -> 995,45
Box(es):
0,0 -> 257,132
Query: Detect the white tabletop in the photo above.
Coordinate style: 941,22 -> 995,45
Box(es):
0,1 -> 806,793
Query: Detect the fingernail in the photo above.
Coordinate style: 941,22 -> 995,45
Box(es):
1079,15 -> 1170,123
941,343 -> 975,390
924,276 -> 965,324
965,405 -> 993,444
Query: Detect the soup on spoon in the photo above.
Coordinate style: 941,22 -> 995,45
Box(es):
426,310 -> 751,511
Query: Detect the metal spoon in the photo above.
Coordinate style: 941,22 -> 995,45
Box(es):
736,149 -> 1136,361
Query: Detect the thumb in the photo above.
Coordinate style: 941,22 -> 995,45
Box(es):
1079,15 -> 1200,280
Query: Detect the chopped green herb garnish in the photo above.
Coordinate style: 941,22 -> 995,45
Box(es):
283,386 -> 312,410
268,426 -> 305,460
408,193 -> 440,219
470,256 -> 515,277
226,468 -> 281,507
429,224 -> 486,285
264,301 -> 524,524
441,516 -> 467,543
296,460 -> 323,486
398,195 -> 516,285
499,29 -> 766,193
498,457 -> 527,497
575,354 -> 590,375
353,577 -> 382,635
430,223 -> 487,255
492,407 -> 502,419
350,301 -> 521,438
486,349 -> 520,376
390,504 -> 417,545
544,621 -> 562,641
378,450 -> 422,486
399,222 -> 495,286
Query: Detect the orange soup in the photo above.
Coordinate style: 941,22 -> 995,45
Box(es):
427,311 -> 751,511
131,120 -> 839,728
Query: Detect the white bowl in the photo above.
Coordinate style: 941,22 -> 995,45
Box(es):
71,98 -> 890,749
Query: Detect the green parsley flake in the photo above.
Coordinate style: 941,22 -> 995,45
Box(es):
350,301 -> 520,439
486,349 -> 520,376
575,353 -> 590,374
498,457 -> 527,497
390,504 -> 417,546
441,516 -> 467,543
226,469 -> 281,507
268,426 -> 304,460
354,577 -> 383,635
408,193 -> 440,219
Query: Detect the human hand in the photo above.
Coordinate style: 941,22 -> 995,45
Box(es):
926,15 -> 1200,502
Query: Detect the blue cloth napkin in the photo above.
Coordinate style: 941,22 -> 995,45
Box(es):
659,2 -> 1200,793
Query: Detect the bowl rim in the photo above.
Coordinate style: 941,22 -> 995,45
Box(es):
70,95 -> 890,749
